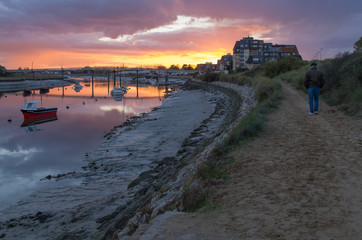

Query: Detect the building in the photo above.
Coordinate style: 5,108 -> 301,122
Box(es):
262,44 -> 301,62
195,62 -> 218,72
233,37 -> 302,69
217,53 -> 233,71
233,37 -> 264,70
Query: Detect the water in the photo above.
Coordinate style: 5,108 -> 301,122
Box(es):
0,78 -> 167,210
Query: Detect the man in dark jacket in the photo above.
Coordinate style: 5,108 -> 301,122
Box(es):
304,63 -> 325,114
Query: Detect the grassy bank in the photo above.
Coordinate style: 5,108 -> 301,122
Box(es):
278,52 -> 362,115
183,67 -> 283,212
183,51 -> 362,211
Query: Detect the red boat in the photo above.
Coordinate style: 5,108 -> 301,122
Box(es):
21,114 -> 58,127
21,101 -> 58,118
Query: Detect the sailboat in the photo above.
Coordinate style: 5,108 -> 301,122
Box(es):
111,72 -> 128,97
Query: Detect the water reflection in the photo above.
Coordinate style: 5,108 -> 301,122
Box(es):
0,78 -> 169,210
21,114 -> 58,133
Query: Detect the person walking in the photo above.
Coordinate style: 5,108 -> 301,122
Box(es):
304,63 -> 325,115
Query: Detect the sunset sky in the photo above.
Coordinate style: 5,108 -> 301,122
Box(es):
0,0 -> 361,69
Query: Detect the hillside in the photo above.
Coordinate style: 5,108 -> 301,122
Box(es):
130,82 -> 362,239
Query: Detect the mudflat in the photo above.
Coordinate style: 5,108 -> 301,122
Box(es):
133,83 -> 362,240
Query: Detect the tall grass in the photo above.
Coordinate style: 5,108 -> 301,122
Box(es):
321,52 -> 362,114
185,52 -> 362,212
199,71 -> 283,160
275,52 -> 362,115
183,68 -> 283,212
213,76 -> 282,156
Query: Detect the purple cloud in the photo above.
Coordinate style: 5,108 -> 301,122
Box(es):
0,0 -> 183,37
0,0 -> 361,68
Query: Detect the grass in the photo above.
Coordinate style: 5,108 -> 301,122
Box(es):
277,52 -> 362,116
182,68 -> 283,212
183,51 -> 362,212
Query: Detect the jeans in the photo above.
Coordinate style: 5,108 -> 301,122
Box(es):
308,87 -> 320,113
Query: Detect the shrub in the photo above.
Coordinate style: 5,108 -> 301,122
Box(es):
264,56 -> 305,78
199,72 -> 220,82
252,76 -> 282,102
278,65 -> 309,91
321,52 -> 362,114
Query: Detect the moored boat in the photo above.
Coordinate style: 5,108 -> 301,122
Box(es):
21,114 -> 58,127
111,86 -> 128,96
21,101 -> 57,118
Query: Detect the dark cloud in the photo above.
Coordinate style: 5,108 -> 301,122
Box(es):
0,0 -> 361,67
0,0 -> 183,37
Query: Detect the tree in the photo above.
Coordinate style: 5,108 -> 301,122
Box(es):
156,65 -> 166,70
182,64 -> 194,70
353,36 -> 362,52
169,64 -> 180,70
264,56 -> 305,78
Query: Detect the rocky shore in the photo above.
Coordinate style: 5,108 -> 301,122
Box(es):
0,79 -> 256,240
101,80 -> 256,240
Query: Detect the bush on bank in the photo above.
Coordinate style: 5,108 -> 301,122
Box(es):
321,52 -> 362,114
213,75 -> 282,156
183,67 -> 282,212
185,52 -> 362,211
278,52 -> 362,115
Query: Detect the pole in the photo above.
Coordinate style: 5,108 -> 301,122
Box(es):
113,70 -> 116,87
107,71 -> 110,94
32,62 -> 34,80
91,69 -> 94,98
136,69 -> 139,98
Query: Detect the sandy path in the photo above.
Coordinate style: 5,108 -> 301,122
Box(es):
134,83 -> 362,240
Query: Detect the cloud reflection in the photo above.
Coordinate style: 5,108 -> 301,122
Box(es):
0,146 -> 42,160
99,105 -> 138,115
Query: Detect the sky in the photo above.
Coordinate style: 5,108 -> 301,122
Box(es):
0,0 -> 361,69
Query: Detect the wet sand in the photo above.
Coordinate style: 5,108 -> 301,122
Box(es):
0,80 -> 256,239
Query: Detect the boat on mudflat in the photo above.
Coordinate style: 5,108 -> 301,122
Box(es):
21,101 -> 58,118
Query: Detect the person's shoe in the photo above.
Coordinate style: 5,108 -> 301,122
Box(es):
315,111 -> 318,115
309,112 -> 314,115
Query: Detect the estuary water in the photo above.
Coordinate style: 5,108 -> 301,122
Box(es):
0,78 -> 168,210
0,77 -> 222,239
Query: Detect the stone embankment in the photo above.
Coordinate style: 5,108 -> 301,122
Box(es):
101,80 -> 256,239
130,83 -> 362,240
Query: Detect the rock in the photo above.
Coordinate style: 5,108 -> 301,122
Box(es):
34,212 -> 53,223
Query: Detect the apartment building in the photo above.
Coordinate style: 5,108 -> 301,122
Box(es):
262,44 -> 301,62
218,53 -> 233,71
232,37 -> 302,70
233,37 -> 264,70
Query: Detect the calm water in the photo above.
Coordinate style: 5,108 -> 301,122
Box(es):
0,78 -> 167,210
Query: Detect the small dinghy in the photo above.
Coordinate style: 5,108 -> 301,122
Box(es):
21,101 -> 57,118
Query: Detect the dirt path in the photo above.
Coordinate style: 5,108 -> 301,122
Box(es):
132,83 -> 362,240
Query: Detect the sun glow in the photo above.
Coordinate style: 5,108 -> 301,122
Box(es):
2,15 -> 273,69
